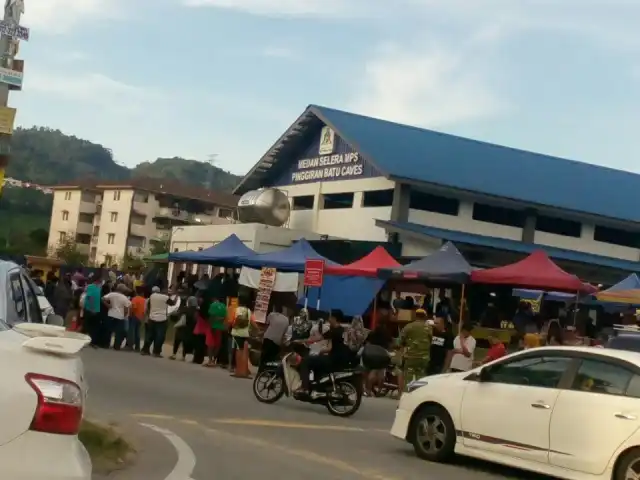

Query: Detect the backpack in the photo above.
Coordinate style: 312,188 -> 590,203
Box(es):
234,306 -> 250,329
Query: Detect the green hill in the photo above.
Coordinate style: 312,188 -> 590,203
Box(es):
1,127 -> 243,256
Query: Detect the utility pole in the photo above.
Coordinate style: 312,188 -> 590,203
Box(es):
0,0 -> 27,197
206,153 -> 218,190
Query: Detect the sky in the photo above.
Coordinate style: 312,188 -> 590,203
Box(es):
13,0 -> 640,176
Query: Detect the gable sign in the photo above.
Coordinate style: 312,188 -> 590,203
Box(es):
272,125 -> 379,186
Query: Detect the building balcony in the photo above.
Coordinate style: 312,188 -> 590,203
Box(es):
152,230 -> 171,242
76,222 -> 93,235
154,207 -> 190,223
129,223 -> 148,238
79,201 -> 97,214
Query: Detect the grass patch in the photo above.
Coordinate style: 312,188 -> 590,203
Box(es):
79,420 -> 135,474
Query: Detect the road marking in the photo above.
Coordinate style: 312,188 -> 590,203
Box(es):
211,418 -> 367,432
133,413 -> 176,420
201,425 -> 399,480
140,423 -> 196,480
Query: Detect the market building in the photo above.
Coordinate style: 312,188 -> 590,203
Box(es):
233,105 -> 640,285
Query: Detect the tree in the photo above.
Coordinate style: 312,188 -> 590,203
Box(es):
119,252 -> 146,272
149,239 -> 168,256
49,233 -> 88,265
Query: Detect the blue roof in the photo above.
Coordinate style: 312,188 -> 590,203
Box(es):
168,234 -> 255,265
238,238 -> 338,272
377,220 -> 640,272
312,105 -> 640,223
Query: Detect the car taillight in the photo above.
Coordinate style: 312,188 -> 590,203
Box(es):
25,373 -> 83,435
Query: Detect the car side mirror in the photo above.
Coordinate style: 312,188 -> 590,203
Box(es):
478,367 -> 492,382
46,314 -> 65,327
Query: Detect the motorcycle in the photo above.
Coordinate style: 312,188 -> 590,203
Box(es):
252,350 -> 364,417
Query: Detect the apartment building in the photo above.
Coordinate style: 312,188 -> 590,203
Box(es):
47,179 -> 237,266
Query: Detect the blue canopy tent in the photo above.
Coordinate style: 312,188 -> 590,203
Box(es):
168,234 -> 256,266
596,274 -> 640,304
303,276 -> 385,317
513,288 -> 575,303
238,239 -> 338,272
377,242 -> 472,283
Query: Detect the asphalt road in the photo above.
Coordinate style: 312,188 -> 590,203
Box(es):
84,347 -> 552,480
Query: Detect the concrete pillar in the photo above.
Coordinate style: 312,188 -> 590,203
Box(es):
390,182 -> 410,223
522,209 -> 537,243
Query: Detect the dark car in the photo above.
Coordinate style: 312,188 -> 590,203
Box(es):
606,333 -> 640,353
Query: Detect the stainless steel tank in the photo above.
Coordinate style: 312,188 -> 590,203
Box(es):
236,188 -> 291,227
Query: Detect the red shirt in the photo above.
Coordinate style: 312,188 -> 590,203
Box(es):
485,342 -> 506,362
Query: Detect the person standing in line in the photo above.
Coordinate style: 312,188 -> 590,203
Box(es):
229,297 -> 253,377
205,298 -> 228,367
102,284 -> 132,350
98,279 -> 113,348
398,309 -> 433,396
127,287 -> 146,352
171,295 -> 198,361
449,323 -> 476,372
426,314 -> 455,375
83,275 -> 103,348
141,286 -> 176,357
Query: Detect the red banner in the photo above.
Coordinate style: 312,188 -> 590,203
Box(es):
303,259 -> 325,287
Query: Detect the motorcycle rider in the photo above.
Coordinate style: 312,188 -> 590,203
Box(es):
297,310 -> 349,395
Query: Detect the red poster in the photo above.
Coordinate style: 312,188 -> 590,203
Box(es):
303,259 -> 325,287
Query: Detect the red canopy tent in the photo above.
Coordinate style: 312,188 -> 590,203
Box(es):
324,246 -> 400,277
470,250 -> 597,293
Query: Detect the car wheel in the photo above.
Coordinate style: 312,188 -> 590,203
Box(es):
614,447 -> 640,480
409,404 -> 456,462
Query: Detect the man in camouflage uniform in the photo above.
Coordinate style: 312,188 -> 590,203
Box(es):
398,308 -> 433,396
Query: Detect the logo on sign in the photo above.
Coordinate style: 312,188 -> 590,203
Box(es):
318,126 -> 334,155
304,259 -> 325,287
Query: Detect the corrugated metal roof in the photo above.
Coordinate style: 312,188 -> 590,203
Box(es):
312,105 -> 640,223
377,220 -> 640,272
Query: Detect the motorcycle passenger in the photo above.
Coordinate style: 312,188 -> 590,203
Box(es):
297,310 -> 350,394
398,308 -> 433,396
345,315 -> 367,364
260,308 -> 290,371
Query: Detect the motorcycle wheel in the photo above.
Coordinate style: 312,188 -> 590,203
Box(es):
253,368 -> 285,404
327,380 -> 362,417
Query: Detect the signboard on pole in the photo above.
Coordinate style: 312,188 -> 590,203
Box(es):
0,66 -> 21,88
254,267 -> 276,323
303,259 -> 325,287
0,106 -> 15,134
0,20 -> 28,41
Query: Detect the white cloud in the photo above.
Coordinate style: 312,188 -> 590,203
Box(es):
22,0 -> 119,33
182,0 -> 374,18
25,69 -> 157,114
349,43 -> 506,128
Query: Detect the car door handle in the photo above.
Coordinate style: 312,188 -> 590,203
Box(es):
615,413 -> 637,420
531,402 -> 550,409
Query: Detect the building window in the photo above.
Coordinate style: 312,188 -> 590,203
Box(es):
594,225 -> 640,249
362,189 -> 394,208
218,208 -> 233,218
292,195 -> 314,210
61,210 -> 69,221
110,212 -> 118,222
113,190 -> 121,201
409,191 -> 459,216
107,233 -> 115,245
321,193 -> 354,209
58,232 -> 66,243
64,191 -> 72,200
75,234 -> 91,245
472,203 -> 525,228
536,215 -> 582,238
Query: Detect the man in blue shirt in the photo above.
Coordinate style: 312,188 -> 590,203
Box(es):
84,275 -> 103,348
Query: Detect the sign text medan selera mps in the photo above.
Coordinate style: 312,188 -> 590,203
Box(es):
290,152 -> 362,183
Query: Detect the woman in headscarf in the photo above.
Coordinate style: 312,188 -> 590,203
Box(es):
170,295 -> 197,361
53,274 -> 73,323
345,316 -> 367,357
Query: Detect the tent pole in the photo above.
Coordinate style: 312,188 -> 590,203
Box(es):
458,284 -> 466,333
371,296 -> 378,330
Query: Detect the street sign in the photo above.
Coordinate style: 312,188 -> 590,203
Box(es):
303,259 -> 325,287
0,20 -> 28,41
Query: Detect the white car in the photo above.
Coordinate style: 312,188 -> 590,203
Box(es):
391,346 -> 640,480
0,261 -> 92,479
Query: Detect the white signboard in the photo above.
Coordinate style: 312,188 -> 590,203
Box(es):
0,66 -> 21,87
291,152 -> 362,183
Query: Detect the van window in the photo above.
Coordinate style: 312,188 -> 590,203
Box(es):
7,271 -> 26,325
21,274 -> 43,324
